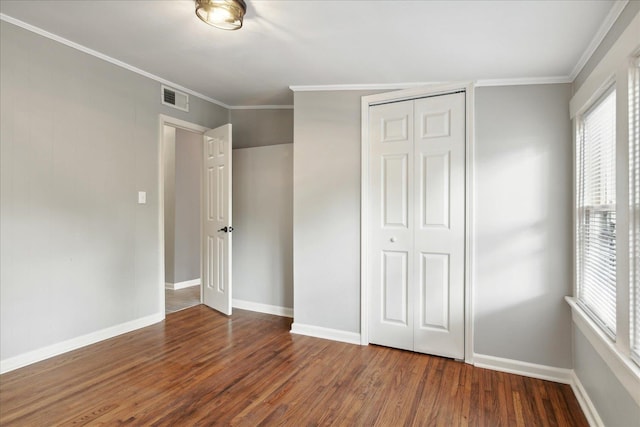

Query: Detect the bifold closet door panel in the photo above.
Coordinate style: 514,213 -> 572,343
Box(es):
413,92 -> 465,359
368,100 -> 415,352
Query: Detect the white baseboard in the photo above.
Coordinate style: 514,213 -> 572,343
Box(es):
473,353 -> 573,384
0,312 -> 164,374
232,299 -> 293,318
570,371 -> 604,427
165,279 -> 200,290
290,323 -> 361,345
473,354 -> 602,426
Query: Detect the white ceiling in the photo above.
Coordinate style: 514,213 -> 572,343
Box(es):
0,0 -> 623,107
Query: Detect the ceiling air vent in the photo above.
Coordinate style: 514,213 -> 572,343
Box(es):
161,85 -> 189,112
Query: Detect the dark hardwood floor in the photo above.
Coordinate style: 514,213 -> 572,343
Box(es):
0,306 -> 588,426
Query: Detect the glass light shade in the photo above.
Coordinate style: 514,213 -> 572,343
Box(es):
195,0 -> 246,30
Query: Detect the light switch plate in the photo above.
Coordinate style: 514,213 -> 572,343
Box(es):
138,191 -> 146,204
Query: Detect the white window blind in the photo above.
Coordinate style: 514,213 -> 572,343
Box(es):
577,87 -> 617,337
630,56 -> 640,362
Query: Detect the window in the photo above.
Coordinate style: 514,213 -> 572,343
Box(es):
573,57 -> 640,374
570,15 -> 640,402
630,56 -> 640,363
576,87 -> 617,337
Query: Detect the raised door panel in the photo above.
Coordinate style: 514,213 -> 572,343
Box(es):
420,110 -> 451,139
420,253 -> 449,330
206,236 -> 215,291
216,236 -> 225,292
382,154 -> 409,228
382,251 -> 408,325
207,167 -> 215,221
421,152 -> 450,229
382,115 -> 409,143
216,164 -> 226,222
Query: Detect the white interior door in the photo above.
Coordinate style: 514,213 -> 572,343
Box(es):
202,124 -> 233,315
368,92 -> 465,359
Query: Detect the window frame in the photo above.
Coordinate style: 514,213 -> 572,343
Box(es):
568,12 -> 640,404
575,85 -> 618,340
629,55 -> 640,365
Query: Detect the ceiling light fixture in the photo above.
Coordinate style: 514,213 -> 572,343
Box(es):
195,0 -> 247,31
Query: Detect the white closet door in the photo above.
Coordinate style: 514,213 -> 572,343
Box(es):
413,92 -> 465,359
368,92 -> 465,359
368,100 -> 415,351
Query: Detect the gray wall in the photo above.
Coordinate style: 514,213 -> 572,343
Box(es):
292,85 -> 573,368
474,84 -> 573,368
232,144 -> 293,309
172,128 -> 202,284
573,328 -> 640,426
293,90 -> 381,332
0,21 -> 229,361
230,109 -> 293,149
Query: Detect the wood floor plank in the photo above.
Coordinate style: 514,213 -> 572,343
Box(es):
0,306 -> 589,426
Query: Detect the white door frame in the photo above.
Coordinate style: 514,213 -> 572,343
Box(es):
360,82 -> 475,363
158,114 -> 209,316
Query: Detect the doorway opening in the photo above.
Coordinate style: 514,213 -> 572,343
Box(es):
160,116 -> 209,315
159,113 -> 293,320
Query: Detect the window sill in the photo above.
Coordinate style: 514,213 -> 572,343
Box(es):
565,296 -> 640,407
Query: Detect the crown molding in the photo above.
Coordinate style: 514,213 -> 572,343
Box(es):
290,77 -> 573,93
0,13 -> 238,109
475,76 -> 572,87
230,105 -> 294,110
569,0 -> 629,80
289,82 -> 444,92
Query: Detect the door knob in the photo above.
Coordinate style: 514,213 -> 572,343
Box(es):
218,226 -> 234,233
